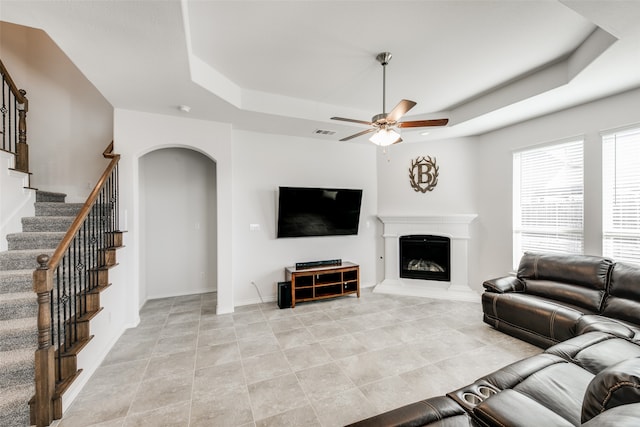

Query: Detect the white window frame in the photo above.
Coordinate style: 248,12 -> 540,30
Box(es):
513,138 -> 584,268
602,125 -> 640,265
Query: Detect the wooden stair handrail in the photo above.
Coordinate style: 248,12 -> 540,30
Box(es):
47,143 -> 119,270
1,58 -> 30,173
32,141 -> 120,427
0,59 -> 28,105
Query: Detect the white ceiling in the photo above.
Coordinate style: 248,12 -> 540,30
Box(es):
2,0 -> 640,143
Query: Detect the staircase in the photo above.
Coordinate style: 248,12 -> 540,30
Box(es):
0,190 -> 81,427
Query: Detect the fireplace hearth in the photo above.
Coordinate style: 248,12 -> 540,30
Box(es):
400,235 -> 450,281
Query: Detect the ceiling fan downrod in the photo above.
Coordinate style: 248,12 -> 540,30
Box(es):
376,52 -> 392,117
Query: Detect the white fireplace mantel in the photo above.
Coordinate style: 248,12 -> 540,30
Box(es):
375,214 -> 479,302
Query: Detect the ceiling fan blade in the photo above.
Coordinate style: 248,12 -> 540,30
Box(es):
392,137 -> 403,144
339,128 -> 376,141
331,117 -> 373,126
397,118 -> 449,128
386,99 -> 417,123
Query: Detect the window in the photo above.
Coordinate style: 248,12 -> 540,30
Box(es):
513,139 -> 584,267
602,126 -> 640,265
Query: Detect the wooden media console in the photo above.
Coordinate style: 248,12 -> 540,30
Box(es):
285,262 -> 360,308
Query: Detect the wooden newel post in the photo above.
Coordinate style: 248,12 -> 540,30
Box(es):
15,89 -> 29,173
33,254 -> 54,427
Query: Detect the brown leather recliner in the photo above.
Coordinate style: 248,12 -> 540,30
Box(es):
350,332 -> 640,426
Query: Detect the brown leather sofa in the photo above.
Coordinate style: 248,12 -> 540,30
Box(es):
349,254 -> 640,426
350,332 -> 640,426
482,252 -> 640,347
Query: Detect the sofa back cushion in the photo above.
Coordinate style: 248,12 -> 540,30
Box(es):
517,253 -> 613,312
602,262 -> 640,325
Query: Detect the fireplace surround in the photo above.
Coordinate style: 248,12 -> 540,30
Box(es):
376,214 -> 478,302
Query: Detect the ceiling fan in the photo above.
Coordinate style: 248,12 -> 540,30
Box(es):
331,52 -> 449,146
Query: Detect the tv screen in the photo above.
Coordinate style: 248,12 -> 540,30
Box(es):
277,186 -> 363,238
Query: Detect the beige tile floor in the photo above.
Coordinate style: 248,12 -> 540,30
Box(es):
54,288 -> 541,427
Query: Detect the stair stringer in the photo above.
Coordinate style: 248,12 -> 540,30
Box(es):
53,276 -> 128,416
34,233 -> 127,421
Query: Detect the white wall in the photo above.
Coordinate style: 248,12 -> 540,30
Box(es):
0,22 -> 113,202
115,108 -> 233,316
475,87 -> 640,284
377,137 -> 480,216
0,151 -> 35,249
140,147 -> 217,299
376,137 -> 481,288
232,131 -> 379,305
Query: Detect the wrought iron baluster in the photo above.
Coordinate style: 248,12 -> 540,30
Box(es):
81,222 -> 88,316
72,237 -> 78,340
8,87 -> 13,151
1,75 -> 6,151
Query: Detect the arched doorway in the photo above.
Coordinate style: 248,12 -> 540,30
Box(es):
139,147 -> 217,301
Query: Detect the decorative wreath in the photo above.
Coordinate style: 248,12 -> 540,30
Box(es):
409,156 -> 439,193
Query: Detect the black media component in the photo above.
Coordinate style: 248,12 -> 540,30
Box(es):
277,281 -> 292,309
295,259 -> 342,270
277,186 -> 363,238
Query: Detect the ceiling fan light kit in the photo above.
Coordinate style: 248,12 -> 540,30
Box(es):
331,52 -> 449,145
369,127 -> 401,146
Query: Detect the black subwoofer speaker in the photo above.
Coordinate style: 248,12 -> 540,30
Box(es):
277,281 -> 292,309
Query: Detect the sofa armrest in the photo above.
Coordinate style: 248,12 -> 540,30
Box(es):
582,357 -> 640,423
346,396 -> 470,427
483,276 -> 525,293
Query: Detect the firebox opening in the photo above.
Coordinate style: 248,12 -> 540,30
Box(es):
399,235 -> 451,281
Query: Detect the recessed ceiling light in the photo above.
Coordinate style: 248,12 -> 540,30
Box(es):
420,131 -> 430,136
178,105 -> 191,113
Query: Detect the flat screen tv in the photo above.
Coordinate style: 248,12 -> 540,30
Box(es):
277,186 -> 363,238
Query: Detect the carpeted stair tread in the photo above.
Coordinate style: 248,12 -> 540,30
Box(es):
0,348 -> 35,388
0,249 -> 52,270
0,383 -> 33,427
0,270 -> 33,294
21,216 -> 75,233
0,292 -> 38,321
36,190 -> 66,203
7,231 -> 66,250
35,201 -> 84,217
0,190 -> 71,426
0,317 -> 37,352
0,291 -> 37,302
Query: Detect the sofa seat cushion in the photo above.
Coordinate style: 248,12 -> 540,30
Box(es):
482,292 -> 586,347
480,353 -> 592,425
546,332 -> 640,375
582,357 -> 640,423
473,389 -> 574,427
346,395 -> 479,427
513,361 -> 593,424
582,402 -> 640,426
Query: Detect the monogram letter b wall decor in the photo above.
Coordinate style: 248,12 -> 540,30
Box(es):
409,156 -> 439,193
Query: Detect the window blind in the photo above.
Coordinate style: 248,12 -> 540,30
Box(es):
602,126 -> 640,265
513,140 -> 584,267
